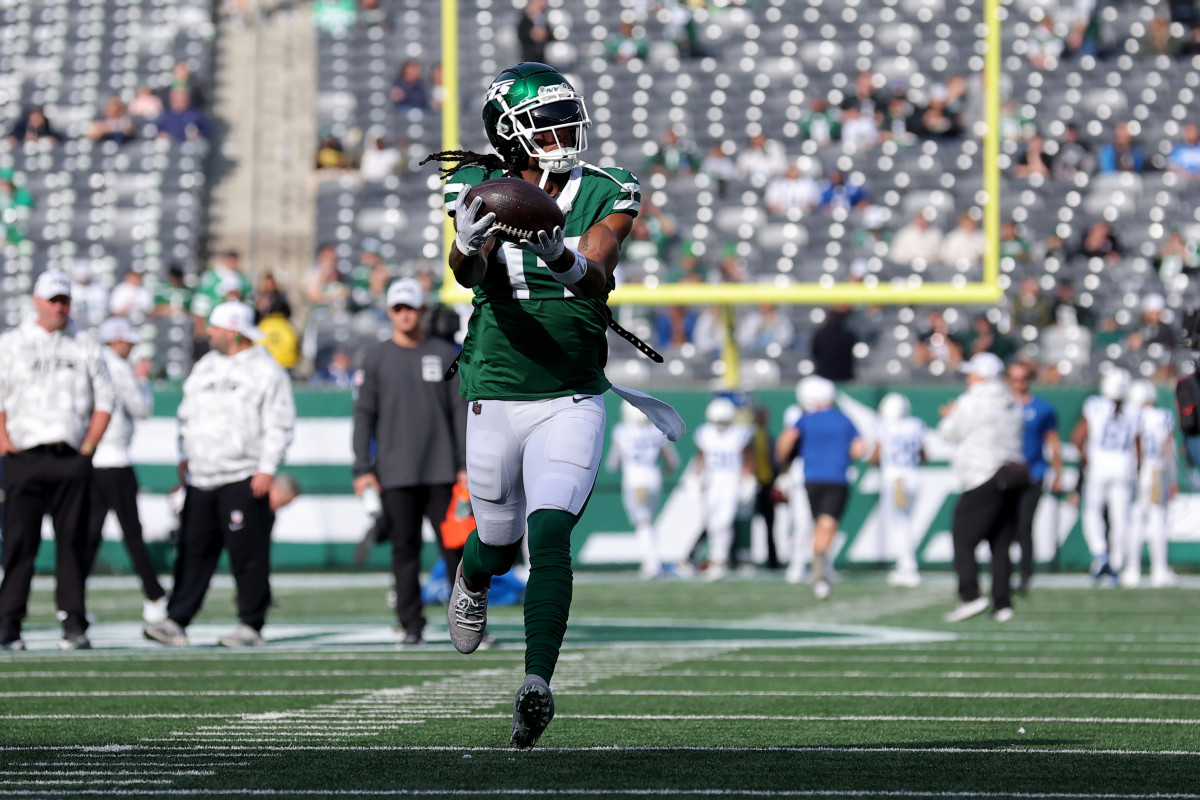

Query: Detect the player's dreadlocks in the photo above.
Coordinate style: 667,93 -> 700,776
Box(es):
419,150 -> 511,178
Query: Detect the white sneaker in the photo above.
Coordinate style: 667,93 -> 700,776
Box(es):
785,567 -> 806,585
943,596 -> 990,623
887,569 -> 922,588
218,624 -> 265,648
143,597 -> 168,625
1150,570 -> 1180,588
813,579 -> 831,601
1119,569 -> 1140,589
638,563 -> 663,580
736,563 -> 758,578
144,619 -> 189,647
704,563 -> 727,582
447,562 -> 489,654
991,607 -> 1015,623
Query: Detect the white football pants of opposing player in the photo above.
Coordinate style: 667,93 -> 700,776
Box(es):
880,466 -> 921,583
784,458 -> 812,584
1081,467 -> 1133,574
1128,468 -> 1171,585
465,395 -> 605,547
621,477 -> 663,578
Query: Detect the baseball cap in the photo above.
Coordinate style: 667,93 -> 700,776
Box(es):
33,270 -> 72,300
1142,293 -> 1165,313
386,278 -> 424,310
960,352 -> 1005,379
208,301 -> 265,341
98,317 -> 142,344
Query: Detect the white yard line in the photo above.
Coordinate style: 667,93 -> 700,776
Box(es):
6,788 -> 1200,798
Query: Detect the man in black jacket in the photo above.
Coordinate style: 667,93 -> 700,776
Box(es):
811,309 -> 859,382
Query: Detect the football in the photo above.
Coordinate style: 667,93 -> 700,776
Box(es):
462,177 -> 566,243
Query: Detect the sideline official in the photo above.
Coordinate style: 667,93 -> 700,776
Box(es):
144,301 -> 295,648
0,271 -> 114,650
85,317 -> 166,623
353,279 -> 467,645
939,352 -> 1027,623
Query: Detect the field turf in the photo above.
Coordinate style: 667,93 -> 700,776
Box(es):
2,570 -> 1199,799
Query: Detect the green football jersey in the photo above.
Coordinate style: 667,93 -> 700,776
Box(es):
444,163 -> 641,400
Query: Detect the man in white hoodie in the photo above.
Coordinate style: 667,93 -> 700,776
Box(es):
85,317 -> 166,624
938,352 -> 1026,623
0,271 -> 114,651
144,302 -> 295,648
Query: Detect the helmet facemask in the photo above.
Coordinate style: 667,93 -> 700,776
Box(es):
494,86 -> 590,176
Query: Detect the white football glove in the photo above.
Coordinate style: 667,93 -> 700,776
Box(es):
454,195 -> 498,257
519,226 -> 566,262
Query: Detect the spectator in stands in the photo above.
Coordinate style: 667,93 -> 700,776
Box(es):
310,349 -> 355,387
194,251 -> 253,324
736,305 -> 795,353
1156,226 -> 1200,281
913,309 -> 963,369
391,60 -> 430,113
155,90 -> 210,142
312,0 -> 356,32
662,0 -> 711,59
839,104 -> 879,151
1169,123 -> 1200,179
255,279 -> 299,372
166,60 -> 207,110
1000,97 -> 1037,144
429,63 -> 445,112
358,135 -> 402,182
880,88 -> 916,145
1000,219 -> 1034,264
797,97 -> 842,148
316,133 -> 349,170
1026,12 -> 1065,70
1014,132 -> 1053,180
644,127 -> 702,177
254,272 -> 292,322
153,264 -> 193,317
71,262 -> 110,329
108,269 -> 154,323
941,212 -> 987,270
6,106 -> 59,147
349,245 -> 396,313
764,162 -> 820,217
1066,0 -> 1104,58
908,83 -> 963,140
851,205 -> 894,251
811,309 -> 858,382
817,168 -> 869,213
692,305 -> 725,357
621,217 -> 671,281
851,70 -> 888,117
666,241 -> 704,283
1099,122 -> 1145,173
0,174 -> 32,245
701,143 -> 737,198
718,245 -> 747,283
959,314 -> 1017,362
1140,13 -> 1184,57
1049,280 -> 1094,328
606,15 -> 650,63
129,86 -> 163,119
1052,123 -> 1095,180
1077,219 -> 1123,263
88,97 -> 135,145
1013,277 -> 1055,330
517,0 -> 555,63
306,243 -> 351,309
653,304 -> 699,349
890,210 -> 943,267
736,129 -> 789,186
1130,292 -> 1178,353
358,0 -> 389,31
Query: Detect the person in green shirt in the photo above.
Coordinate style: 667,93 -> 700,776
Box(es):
422,62 -> 682,749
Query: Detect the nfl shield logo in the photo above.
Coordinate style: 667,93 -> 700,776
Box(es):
472,401 -> 482,415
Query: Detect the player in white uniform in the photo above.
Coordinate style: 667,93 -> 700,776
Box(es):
1124,380 -> 1179,588
607,403 -> 679,579
692,397 -> 753,581
871,393 -> 926,587
780,401 -> 811,585
1071,369 -> 1138,584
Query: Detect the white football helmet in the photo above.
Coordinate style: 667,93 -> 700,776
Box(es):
797,376 -> 836,412
621,403 -> 649,425
705,397 -> 737,427
1127,378 -> 1157,408
878,392 -> 911,422
1100,368 -> 1131,402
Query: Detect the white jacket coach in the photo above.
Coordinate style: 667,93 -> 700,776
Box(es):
0,315 -> 115,450
937,353 -> 1024,491
93,345 -> 153,468
178,344 -> 296,490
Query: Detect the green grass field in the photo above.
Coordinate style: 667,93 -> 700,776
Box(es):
2,570 -> 1199,799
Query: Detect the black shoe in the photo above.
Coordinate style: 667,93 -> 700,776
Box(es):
1015,578 -> 1031,596
399,631 -> 424,646
59,632 -> 91,651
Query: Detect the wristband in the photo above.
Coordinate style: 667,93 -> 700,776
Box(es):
550,250 -> 588,285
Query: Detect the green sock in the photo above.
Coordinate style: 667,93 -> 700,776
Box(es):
523,509 -> 576,683
461,529 -> 521,590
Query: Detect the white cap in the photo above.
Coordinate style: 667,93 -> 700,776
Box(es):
961,352 -> 1005,379
208,301 -> 264,341
1143,293 -> 1165,313
33,270 -> 73,300
98,317 -> 141,344
386,278 -> 424,310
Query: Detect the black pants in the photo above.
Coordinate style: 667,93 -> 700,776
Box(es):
383,484 -> 458,635
951,466 -> 1026,612
86,467 -> 165,601
754,484 -> 780,569
168,477 -> 272,631
0,446 -> 93,638
1013,479 -> 1043,584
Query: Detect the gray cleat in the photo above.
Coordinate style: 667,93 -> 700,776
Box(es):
144,619 -> 189,647
59,632 -> 91,651
447,562 -> 489,654
510,674 -> 555,748
218,624 -> 265,648
1,637 -> 26,651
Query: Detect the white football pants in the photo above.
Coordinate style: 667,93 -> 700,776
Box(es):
1082,470 -> 1133,571
465,395 -> 606,547
1129,469 -> 1170,579
701,477 -> 740,568
880,469 -> 921,574
622,479 -> 663,573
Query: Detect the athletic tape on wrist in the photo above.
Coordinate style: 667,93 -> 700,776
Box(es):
551,249 -> 588,285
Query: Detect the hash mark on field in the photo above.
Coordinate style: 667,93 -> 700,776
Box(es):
651,670 -> 1200,682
